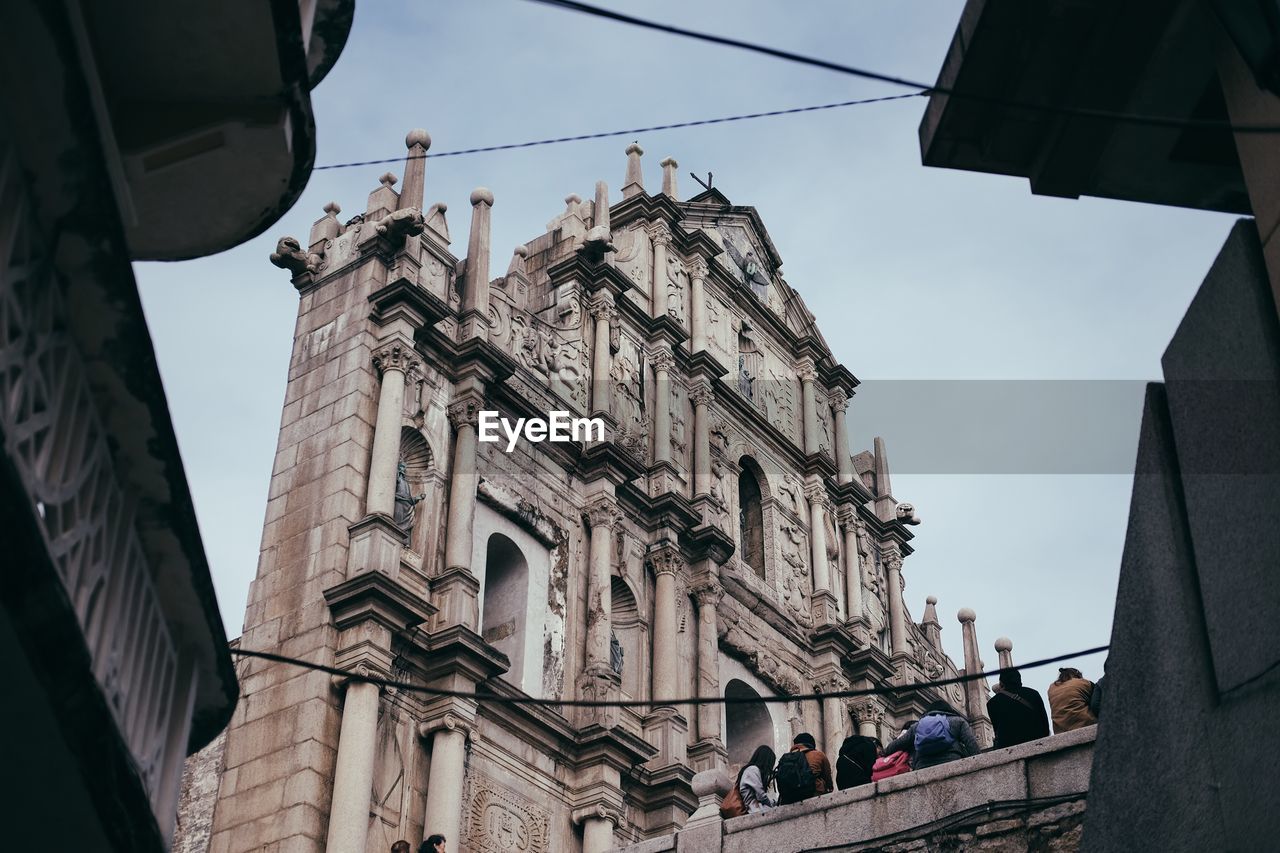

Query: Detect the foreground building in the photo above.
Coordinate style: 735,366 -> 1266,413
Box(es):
922,0 -> 1280,849
189,133 -> 1006,852
0,1 -> 353,849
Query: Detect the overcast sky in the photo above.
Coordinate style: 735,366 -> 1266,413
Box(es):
136,0 -> 1237,695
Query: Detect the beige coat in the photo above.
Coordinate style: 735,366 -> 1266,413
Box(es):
1048,677 -> 1097,733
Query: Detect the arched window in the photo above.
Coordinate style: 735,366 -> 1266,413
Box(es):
738,458 -> 765,577
481,533 -> 529,690
724,678 -> 773,767
611,577 -> 643,700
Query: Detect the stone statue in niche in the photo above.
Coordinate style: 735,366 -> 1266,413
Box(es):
394,461 -> 425,536
737,321 -> 761,402
610,631 -> 624,676
667,264 -> 686,323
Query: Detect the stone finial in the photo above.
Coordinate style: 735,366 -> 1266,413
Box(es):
582,181 -> 615,260
922,595 -> 940,625
660,156 -> 678,198
507,245 -> 529,277
995,637 -> 1012,652
399,130 -> 431,212
622,142 -> 645,199
470,186 -> 494,207
380,172 -> 397,188
425,201 -> 450,244
461,187 -> 494,337
957,607 -> 977,623
367,172 -> 399,219
995,637 -> 1014,670
324,201 -> 341,216
873,436 -> 892,497
309,201 -> 342,245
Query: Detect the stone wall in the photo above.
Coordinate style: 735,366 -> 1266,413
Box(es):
611,727 -> 1095,853
173,729 -> 227,853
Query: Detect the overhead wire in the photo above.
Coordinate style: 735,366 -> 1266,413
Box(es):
229,642 -> 1109,708
523,0 -> 1280,134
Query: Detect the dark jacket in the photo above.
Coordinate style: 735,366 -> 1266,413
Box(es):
987,685 -> 1051,749
835,735 -> 878,789
779,744 -> 834,802
885,710 -> 980,770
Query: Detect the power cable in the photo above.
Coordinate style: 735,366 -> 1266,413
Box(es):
229,642 -> 1108,708
524,0 -> 1280,134
314,92 -> 924,171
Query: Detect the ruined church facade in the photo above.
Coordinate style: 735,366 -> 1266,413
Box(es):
195,131 -> 992,853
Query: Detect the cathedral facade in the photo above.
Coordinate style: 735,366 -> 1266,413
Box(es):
198,131 -> 989,853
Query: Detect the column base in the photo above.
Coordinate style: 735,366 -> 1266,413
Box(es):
430,565 -> 481,631
346,514 -> 405,578
811,589 -> 840,626
642,706 -> 689,769
575,666 -> 622,729
687,737 -> 727,774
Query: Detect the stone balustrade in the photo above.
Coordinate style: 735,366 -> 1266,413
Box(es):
610,727 -> 1095,853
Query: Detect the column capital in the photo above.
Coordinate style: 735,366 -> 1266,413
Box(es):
589,291 -> 616,319
813,674 -> 849,695
884,553 -> 904,573
571,803 -> 623,828
837,504 -> 858,528
647,544 -> 685,578
648,346 -> 676,374
582,495 -> 621,530
847,697 -> 885,724
417,710 -> 478,742
803,480 -> 827,503
372,339 -> 421,377
647,219 -> 673,247
796,357 -> 818,382
687,256 -> 709,280
829,388 -> 849,411
690,379 -> 715,407
691,578 -> 723,607
329,662 -> 387,694
446,395 -> 483,429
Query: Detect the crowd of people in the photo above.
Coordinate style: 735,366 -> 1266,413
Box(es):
720,666 -> 1101,818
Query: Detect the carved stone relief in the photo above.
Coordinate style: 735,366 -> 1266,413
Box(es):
462,772 -> 551,853
778,522 -> 812,627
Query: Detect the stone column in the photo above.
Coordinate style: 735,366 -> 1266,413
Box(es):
688,258 -> 709,354
325,678 -> 381,853
367,341 -> 419,519
995,637 -> 1014,670
650,221 -> 671,318
422,716 -> 470,851
399,129 -> 431,212
650,549 -> 681,703
460,187 -> 494,339
799,358 -> 819,455
582,497 -> 621,672
660,156 -> 678,198
806,481 -> 836,624
958,607 -> 994,749
590,294 -> 614,416
651,349 -> 674,466
440,397 -> 482,628
838,506 -> 863,623
691,380 -> 713,498
884,549 -> 908,657
580,809 -> 619,853
852,698 -> 884,740
831,389 -> 853,484
819,677 -> 848,759
693,580 -> 724,746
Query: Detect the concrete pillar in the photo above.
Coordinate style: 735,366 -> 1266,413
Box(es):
590,294 -> 614,415
325,680 -> 380,853
651,350 -> 674,466
649,548 -> 681,703
399,129 -> 431,212
368,342 -> 417,518
838,507 -> 863,622
799,359 -> 819,455
660,156 -> 678,198
689,258 -> 708,354
995,636 -> 1014,670
460,187 -> 494,339
423,724 -> 467,849
693,580 -> 723,744
885,550 -> 908,656
691,381 -> 713,498
832,390 -> 853,484
583,497 -> 620,670
650,221 -> 671,317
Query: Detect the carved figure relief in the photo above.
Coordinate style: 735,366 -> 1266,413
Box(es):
488,285 -> 589,411
777,474 -> 804,518
737,321 -> 762,403
610,351 -> 648,461
814,391 -> 832,453
763,367 -> 797,439
667,260 -> 686,324
779,522 -> 811,626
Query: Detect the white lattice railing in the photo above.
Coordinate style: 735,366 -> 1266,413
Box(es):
0,124 -> 196,841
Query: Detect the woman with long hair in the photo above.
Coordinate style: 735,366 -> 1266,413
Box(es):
737,745 -> 778,814
1048,667 -> 1097,733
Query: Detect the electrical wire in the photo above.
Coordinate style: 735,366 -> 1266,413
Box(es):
524,0 -> 1280,134
229,642 -> 1109,708
314,92 -> 925,171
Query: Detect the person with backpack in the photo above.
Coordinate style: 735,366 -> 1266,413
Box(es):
884,700 -> 979,771
986,668 -> 1050,748
835,734 -> 879,789
734,745 -> 777,815
776,732 -> 833,805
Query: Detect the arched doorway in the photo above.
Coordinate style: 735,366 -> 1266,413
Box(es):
724,678 -> 773,767
481,533 -> 529,690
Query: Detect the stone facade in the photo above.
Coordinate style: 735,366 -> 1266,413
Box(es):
190,133 -> 1001,853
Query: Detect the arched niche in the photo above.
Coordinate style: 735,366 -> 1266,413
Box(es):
737,456 -> 767,578
611,577 -> 644,700
724,678 -> 775,767
398,426 -> 434,557
481,533 -> 530,690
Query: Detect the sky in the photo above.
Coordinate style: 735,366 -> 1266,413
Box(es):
135,0 -> 1239,695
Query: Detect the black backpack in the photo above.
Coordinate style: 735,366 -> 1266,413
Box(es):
775,749 -> 816,803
